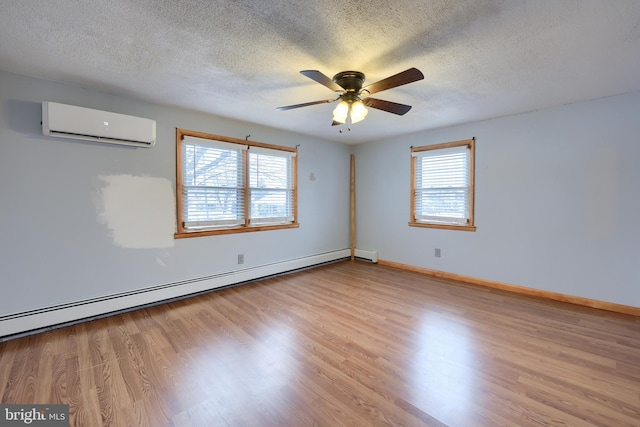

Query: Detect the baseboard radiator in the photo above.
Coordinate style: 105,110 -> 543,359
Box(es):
0,249 -> 351,340
354,249 -> 378,263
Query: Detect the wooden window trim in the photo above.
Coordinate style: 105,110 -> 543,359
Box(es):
409,138 -> 476,232
175,128 -> 298,239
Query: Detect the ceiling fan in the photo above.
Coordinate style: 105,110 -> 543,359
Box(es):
277,68 -> 424,127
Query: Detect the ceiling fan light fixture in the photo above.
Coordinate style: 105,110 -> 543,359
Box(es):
332,100 -> 349,124
278,68 -> 423,128
350,100 -> 368,124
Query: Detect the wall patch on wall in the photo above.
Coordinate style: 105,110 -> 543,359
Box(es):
96,175 -> 175,248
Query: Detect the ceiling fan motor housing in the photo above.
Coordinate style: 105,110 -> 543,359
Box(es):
333,71 -> 365,93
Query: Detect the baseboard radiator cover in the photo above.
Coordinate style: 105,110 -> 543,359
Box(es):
354,249 -> 378,263
377,259 -> 640,317
0,249 -> 351,340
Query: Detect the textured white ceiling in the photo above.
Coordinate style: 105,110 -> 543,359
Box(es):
1,0 -> 639,144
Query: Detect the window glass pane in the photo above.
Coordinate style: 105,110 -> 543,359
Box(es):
249,189 -> 294,222
184,144 -> 241,187
249,152 -> 290,188
415,189 -> 468,221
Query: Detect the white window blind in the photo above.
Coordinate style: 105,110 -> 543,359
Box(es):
413,145 -> 470,225
249,147 -> 295,225
182,136 -> 248,229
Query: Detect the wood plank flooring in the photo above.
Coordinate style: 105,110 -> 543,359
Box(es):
1,260 -> 639,426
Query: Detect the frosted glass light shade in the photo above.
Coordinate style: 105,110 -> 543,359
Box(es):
332,101 -> 349,124
350,101 -> 368,123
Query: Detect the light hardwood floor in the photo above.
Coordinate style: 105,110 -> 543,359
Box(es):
1,261 -> 639,426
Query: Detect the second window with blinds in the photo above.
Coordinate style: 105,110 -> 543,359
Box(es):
175,129 -> 298,237
410,138 -> 476,231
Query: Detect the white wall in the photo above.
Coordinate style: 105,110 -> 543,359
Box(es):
354,91 -> 640,307
0,71 -> 351,328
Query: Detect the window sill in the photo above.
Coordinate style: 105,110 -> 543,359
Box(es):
175,222 -> 299,239
408,221 -> 476,232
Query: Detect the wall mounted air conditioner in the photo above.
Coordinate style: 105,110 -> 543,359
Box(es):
42,102 -> 156,147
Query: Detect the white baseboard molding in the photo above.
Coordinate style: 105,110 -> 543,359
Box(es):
354,248 -> 378,263
0,249 -> 351,339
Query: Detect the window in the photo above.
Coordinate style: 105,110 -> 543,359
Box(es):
175,129 -> 298,237
410,138 -> 476,231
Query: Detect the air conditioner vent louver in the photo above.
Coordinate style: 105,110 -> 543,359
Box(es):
42,102 -> 156,148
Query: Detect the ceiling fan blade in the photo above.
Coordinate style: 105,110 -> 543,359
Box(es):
276,98 -> 337,111
363,98 -> 413,115
362,68 -> 424,95
300,70 -> 345,93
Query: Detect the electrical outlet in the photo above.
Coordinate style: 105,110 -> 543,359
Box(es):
434,248 -> 441,258
238,254 -> 244,264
